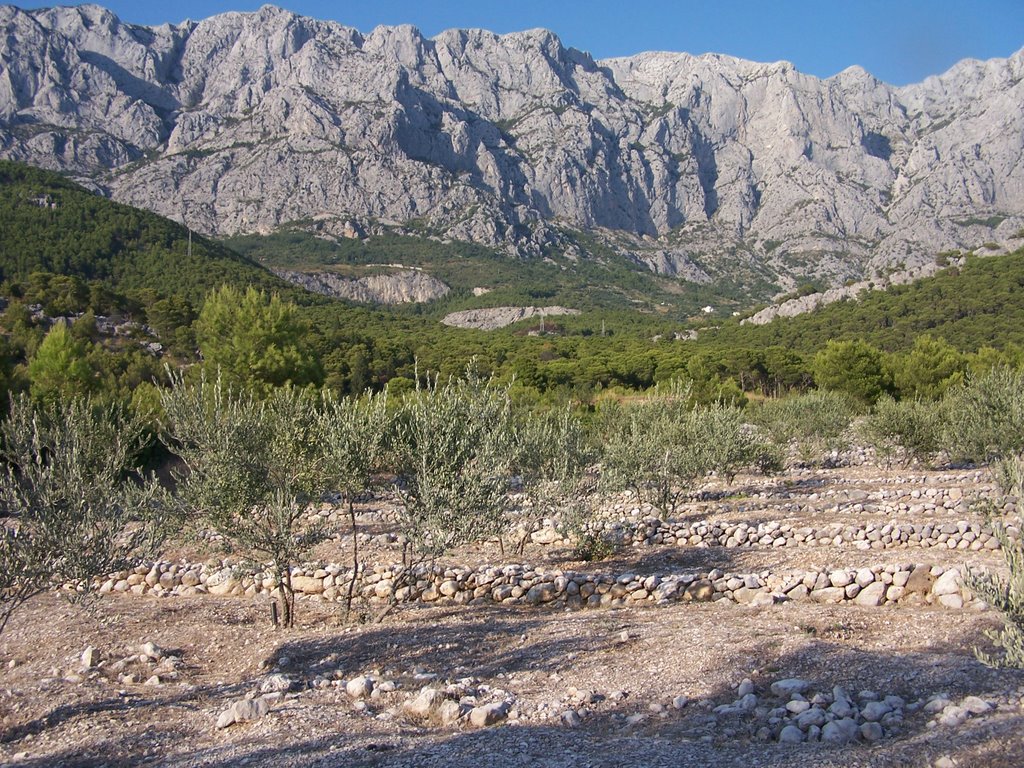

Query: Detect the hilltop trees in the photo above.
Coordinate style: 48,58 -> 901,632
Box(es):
195,286 -> 321,394
812,339 -> 891,405
27,322 -> 94,406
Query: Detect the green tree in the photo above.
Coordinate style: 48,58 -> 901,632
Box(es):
147,295 -> 196,347
195,285 -> 321,393
27,322 -> 94,406
892,334 -> 966,400
813,339 -> 891,404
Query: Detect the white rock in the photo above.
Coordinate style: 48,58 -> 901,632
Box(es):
216,697 -> 271,729
469,701 -> 509,727
346,676 -> 375,700
771,679 -> 810,697
961,695 -> 992,715
403,688 -> 445,720
81,646 -> 100,669
931,569 -> 962,597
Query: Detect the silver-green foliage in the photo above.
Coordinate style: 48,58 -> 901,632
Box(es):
510,404 -> 595,550
943,367 -> 1024,463
600,382 -> 755,515
394,372 -> 515,559
753,390 -> 852,466
317,390 -> 390,614
966,454 -> 1024,668
160,373 -> 326,627
0,395 -> 167,634
858,395 -> 942,468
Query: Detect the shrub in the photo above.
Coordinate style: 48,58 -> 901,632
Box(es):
752,390 -> 853,466
599,381 -> 698,515
943,367 -> 1024,463
858,395 -> 942,468
0,395 -> 168,634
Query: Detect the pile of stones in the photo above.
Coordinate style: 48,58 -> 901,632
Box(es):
49,641 -> 184,688
712,678 -> 995,746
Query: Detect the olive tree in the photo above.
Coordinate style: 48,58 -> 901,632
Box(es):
752,390 -> 853,466
600,382 -> 753,516
943,367 -> 1024,463
392,371 -> 515,564
0,395 -> 168,635
317,390 -> 390,617
966,454 -> 1024,668
160,373 -> 326,628
858,395 -> 942,469
509,404 -> 595,553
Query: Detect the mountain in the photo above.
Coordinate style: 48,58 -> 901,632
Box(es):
1,3 -> 1023,296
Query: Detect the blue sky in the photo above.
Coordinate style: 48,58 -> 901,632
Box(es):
10,1 -> 1024,85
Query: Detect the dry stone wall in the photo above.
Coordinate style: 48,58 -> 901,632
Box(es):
95,558 -> 984,612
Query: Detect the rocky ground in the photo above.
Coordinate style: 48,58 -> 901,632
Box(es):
1,462 -> 1023,768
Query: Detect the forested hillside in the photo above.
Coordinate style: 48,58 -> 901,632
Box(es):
2,161 -> 1024,409
0,161 -> 289,304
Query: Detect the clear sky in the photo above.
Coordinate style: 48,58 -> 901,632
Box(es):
9,1 -> 1024,85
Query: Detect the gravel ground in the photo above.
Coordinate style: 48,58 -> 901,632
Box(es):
1,463 -> 1022,767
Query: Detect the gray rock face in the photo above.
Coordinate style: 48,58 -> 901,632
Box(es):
2,5 -> 1023,289
441,306 -> 580,330
273,269 -> 450,304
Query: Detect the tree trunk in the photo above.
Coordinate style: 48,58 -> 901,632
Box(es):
344,496 -> 359,620
277,567 -> 294,628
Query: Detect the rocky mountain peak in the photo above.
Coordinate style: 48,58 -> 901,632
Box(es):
1,4 -> 1022,294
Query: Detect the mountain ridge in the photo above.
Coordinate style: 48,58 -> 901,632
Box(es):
2,3 -> 1022,295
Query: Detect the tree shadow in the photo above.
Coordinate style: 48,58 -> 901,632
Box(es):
3,602 -> 1022,768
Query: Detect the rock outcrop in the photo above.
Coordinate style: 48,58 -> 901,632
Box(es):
273,268 -> 450,304
441,306 -> 580,330
2,4 -> 1023,290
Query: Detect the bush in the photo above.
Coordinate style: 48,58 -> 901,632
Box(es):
942,367 -> 1024,463
752,391 -> 853,466
858,395 -> 942,468
0,395 -> 168,634
966,454 -> 1024,667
